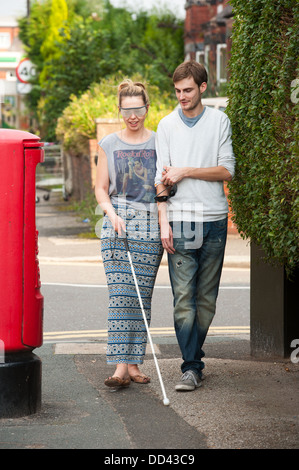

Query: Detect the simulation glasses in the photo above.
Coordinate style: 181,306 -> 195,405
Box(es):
119,106 -> 148,118
154,184 -> 177,202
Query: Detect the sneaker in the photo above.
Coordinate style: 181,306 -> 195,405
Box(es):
175,370 -> 202,391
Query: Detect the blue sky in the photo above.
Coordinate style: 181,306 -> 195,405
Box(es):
1,0 -> 186,19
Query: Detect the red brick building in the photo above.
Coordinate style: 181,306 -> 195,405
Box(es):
0,18 -> 29,129
184,0 -> 233,95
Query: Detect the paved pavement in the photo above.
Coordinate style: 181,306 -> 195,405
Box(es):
0,191 -> 298,451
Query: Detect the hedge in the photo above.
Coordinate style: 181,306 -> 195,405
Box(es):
227,0 -> 299,275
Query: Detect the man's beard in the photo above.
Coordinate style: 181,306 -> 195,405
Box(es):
187,93 -> 201,111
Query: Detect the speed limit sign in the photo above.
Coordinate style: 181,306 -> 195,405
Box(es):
16,58 -> 36,84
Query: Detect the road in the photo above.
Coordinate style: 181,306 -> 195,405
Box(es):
36,191 -> 250,343
40,260 -> 250,342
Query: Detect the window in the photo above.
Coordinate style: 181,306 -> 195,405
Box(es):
195,50 -> 205,66
0,33 -> 11,49
217,43 -> 228,84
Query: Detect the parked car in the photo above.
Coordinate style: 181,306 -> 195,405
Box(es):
202,97 -> 228,112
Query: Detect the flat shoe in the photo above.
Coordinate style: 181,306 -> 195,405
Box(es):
130,374 -> 151,384
104,376 -> 131,388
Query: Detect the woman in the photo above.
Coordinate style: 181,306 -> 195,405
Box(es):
95,79 -> 163,388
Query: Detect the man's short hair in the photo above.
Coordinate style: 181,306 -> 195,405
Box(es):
173,60 -> 208,87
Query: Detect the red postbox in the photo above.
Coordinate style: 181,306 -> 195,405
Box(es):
0,129 -> 44,417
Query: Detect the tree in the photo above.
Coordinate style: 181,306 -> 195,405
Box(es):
18,0 -> 184,141
37,15 -> 110,139
18,0 -> 53,117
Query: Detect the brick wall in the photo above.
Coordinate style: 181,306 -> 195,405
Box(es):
185,4 -> 218,46
224,182 -> 238,234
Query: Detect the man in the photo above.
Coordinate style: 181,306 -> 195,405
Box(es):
155,60 -> 235,391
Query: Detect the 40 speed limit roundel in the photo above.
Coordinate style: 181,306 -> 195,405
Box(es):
16,58 -> 36,84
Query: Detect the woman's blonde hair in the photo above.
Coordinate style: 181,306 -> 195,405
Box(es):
118,79 -> 149,107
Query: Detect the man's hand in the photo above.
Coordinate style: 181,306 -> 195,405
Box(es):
161,166 -> 187,186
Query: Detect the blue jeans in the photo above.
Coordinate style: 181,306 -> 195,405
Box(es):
168,218 -> 227,377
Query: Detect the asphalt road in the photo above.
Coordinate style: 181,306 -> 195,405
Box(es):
41,282 -> 250,340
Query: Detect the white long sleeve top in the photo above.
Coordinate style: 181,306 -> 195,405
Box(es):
155,106 -> 235,222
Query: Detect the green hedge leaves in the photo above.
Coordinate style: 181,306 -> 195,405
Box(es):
227,0 -> 299,275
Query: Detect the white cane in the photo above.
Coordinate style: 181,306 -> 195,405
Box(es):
121,229 -> 170,406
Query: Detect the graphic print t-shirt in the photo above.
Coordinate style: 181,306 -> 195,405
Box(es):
99,131 -> 157,211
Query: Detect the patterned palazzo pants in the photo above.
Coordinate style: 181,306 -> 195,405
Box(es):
101,205 -> 163,364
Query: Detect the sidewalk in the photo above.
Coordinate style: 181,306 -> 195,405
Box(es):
0,192 -> 297,450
